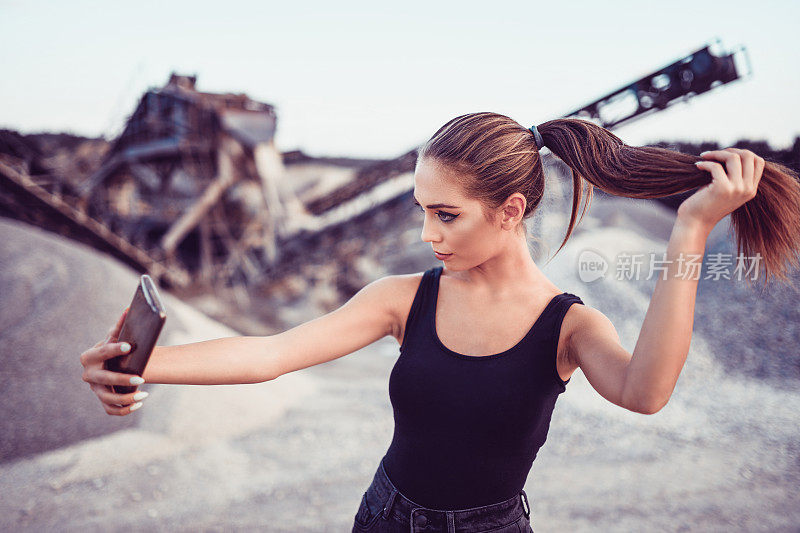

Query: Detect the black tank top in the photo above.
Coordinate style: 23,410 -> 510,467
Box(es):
382,266 -> 584,509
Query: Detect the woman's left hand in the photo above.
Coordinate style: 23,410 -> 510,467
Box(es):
677,148 -> 765,231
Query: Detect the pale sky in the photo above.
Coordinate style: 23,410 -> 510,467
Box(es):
1,0 -> 798,159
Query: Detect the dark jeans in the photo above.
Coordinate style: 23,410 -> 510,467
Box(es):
352,457 -> 534,532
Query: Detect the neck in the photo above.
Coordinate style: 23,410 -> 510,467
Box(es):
453,233 -> 550,296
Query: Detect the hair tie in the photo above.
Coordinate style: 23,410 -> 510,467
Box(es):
529,125 -> 545,150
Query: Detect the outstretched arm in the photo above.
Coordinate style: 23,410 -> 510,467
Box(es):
141,336 -> 277,385
82,273 -> 405,415
140,275 -> 403,385
568,148 -> 764,414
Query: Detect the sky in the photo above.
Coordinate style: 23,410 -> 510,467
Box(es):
1,0 -> 798,160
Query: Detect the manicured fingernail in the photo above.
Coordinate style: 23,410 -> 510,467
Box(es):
129,376 -> 145,385
120,342 -> 131,352
133,391 -> 149,401
130,402 -> 143,412
700,151 -> 709,156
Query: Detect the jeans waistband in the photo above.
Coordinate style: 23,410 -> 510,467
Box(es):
371,457 -> 530,531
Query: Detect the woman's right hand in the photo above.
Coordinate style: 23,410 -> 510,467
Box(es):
80,307 -> 150,416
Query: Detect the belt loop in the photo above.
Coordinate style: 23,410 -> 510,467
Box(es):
446,510 -> 456,533
382,489 -> 398,520
520,490 -> 530,519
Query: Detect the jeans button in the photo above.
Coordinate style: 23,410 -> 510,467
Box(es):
417,514 -> 427,527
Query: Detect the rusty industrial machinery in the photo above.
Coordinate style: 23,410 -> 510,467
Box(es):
0,40 -> 750,299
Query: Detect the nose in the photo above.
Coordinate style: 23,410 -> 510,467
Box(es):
420,213 -> 440,245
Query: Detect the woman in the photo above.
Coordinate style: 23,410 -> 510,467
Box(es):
80,113 -> 800,532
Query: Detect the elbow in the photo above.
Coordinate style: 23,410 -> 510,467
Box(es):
261,368 -> 281,383
622,377 -> 668,415
253,335 -> 283,383
629,396 -> 667,415
624,388 -> 668,414
637,404 -> 662,415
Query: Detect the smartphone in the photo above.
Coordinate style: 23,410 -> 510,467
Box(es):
104,274 -> 167,394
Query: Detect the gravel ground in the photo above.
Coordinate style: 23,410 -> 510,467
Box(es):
1,334 -> 798,532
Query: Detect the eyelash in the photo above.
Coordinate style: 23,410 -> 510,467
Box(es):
413,201 -> 459,223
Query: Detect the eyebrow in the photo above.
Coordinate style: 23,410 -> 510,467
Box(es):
413,196 -> 461,209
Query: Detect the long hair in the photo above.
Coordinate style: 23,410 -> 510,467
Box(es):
417,112 -> 800,288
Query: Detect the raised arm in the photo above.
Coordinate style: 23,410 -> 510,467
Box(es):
566,148 -> 763,415
567,214 -> 712,414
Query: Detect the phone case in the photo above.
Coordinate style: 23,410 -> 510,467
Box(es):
104,274 -> 167,394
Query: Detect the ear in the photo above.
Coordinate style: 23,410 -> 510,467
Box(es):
498,193 -> 526,230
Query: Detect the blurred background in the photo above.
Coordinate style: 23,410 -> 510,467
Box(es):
1,1 -> 798,531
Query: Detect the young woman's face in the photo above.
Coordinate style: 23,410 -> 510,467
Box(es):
413,158 -> 509,269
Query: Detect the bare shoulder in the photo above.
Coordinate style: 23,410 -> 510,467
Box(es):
372,271 -> 426,345
560,302 -> 617,367
557,301 -> 637,410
